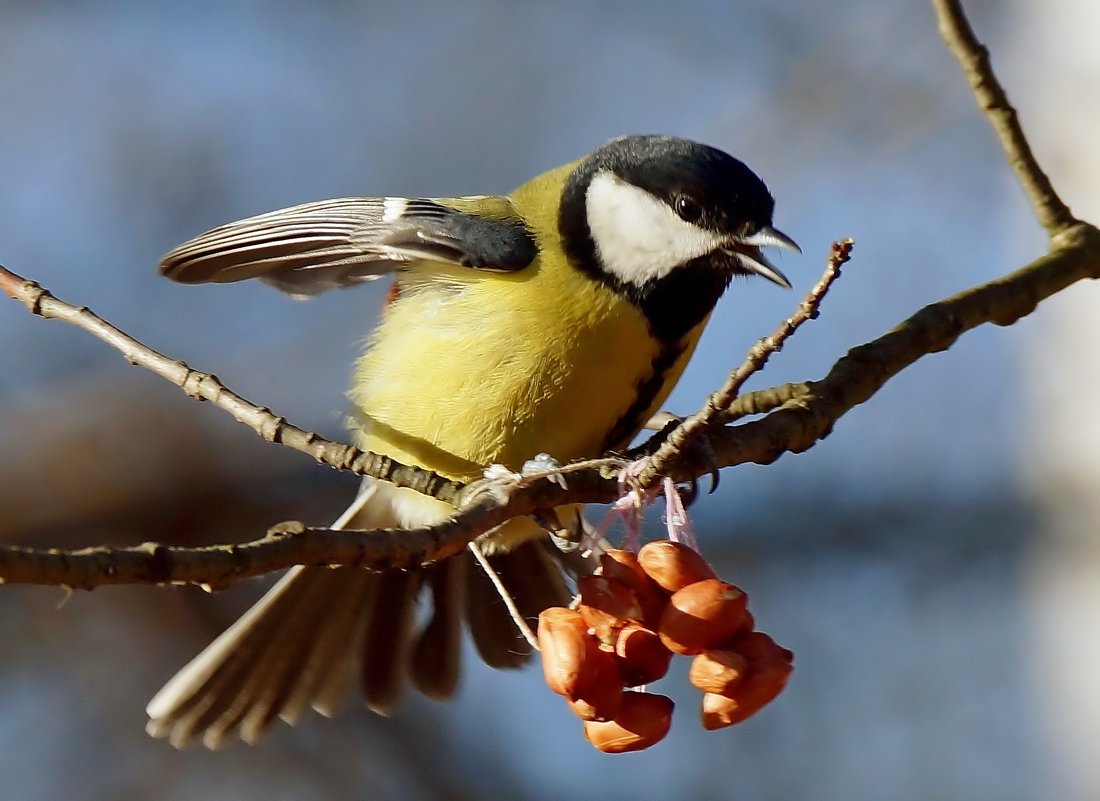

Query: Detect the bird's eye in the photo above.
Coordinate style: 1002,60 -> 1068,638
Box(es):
675,195 -> 703,223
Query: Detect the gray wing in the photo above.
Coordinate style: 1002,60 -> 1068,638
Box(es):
159,197 -> 538,297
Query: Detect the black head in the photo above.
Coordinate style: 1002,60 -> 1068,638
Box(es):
559,135 -> 798,341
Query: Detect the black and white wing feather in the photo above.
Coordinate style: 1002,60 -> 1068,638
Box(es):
159,197 -> 537,297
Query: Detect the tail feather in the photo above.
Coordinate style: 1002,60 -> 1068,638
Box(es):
210,567 -> 339,746
236,567 -> 374,744
147,479 -> 585,747
464,540 -> 574,668
360,569 -> 423,715
465,554 -> 532,669
147,565 -> 317,747
411,557 -> 466,699
281,570 -> 378,723
504,538 -> 574,622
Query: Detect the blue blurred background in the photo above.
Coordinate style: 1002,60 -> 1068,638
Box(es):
3,0 -> 1100,798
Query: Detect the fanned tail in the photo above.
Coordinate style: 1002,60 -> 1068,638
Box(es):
145,480 -> 577,748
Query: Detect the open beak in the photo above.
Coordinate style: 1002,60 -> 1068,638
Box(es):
725,225 -> 800,289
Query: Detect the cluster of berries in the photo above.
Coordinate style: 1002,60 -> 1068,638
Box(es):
537,541 -> 793,753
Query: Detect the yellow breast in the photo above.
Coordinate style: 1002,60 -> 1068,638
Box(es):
350,272 -> 702,484
348,171 -> 706,485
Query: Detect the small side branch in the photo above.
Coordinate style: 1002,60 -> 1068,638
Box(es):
698,223 -> 1100,474
639,239 -> 852,485
0,265 -> 465,505
0,466 -> 606,590
932,0 -> 1078,234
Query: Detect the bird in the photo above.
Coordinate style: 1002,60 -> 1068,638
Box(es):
146,134 -> 799,749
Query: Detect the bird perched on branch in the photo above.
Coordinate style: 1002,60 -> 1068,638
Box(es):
147,134 -> 798,748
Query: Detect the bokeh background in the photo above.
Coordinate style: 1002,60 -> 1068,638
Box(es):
3,0 -> 1099,798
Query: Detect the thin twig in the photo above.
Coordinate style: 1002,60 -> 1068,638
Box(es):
0,265 -> 465,505
700,224 -> 1100,472
0,469 -> 588,589
639,239 -> 852,485
467,541 -> 540,651
718,384 -> 804,424
932,0 -> 1078,234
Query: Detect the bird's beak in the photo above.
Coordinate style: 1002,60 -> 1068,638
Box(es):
725,225 -> 800,289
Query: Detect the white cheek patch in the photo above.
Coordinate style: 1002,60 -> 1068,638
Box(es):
585,171 -> 724,285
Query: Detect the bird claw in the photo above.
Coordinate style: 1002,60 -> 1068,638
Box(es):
520,452 -> 568,489
482,463 -> 522,483
694,435 -> 721,495
482,455 -> 578,550
544,509 -> 590,554
480,453 -> 566,489
631,414 -> 721,495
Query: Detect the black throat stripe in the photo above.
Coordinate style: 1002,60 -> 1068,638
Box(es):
601,340 -> 687,453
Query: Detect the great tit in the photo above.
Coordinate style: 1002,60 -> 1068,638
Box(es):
146,134 -> 799,748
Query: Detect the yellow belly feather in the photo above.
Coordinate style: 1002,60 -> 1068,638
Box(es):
350,257 -> 702,483
346,174 -> 707,548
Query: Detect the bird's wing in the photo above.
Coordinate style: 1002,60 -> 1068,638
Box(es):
159,196 -> 538,297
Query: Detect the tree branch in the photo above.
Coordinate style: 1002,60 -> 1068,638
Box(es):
701,224 -> 1100,471
932,0 -> 1079,234
0,265 -> 465,505
638,239 -> 851,485
2,0 -> 1099,590
4,225 -> 1098,590
0,471 -> 593,590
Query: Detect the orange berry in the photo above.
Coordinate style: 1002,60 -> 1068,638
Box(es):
658,579 -> 749,655
689,648 -> 748,696
566,644 -> 624,722
638,541 -> 717,593
700,692 -> 741,730
614,624 -> 673,686
537,607 -> 590,697
583,692 -> 674,753
700,631 -> 793,728
577,575 -> 644,645
599,549 -> 669,626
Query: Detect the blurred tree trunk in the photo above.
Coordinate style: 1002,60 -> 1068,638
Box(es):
1012,2 -> 1100,798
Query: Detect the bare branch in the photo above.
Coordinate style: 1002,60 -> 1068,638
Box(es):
639,239 -> 852,486
4,0 -> 1098,592
0,467 -> 605,590
0,265 -> 465,505
699,224 -> 1100,473
4,225 -> 1098,591
932,0 -> 1078,234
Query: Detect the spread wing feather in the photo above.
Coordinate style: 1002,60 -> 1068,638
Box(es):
159,197 -> 537,297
